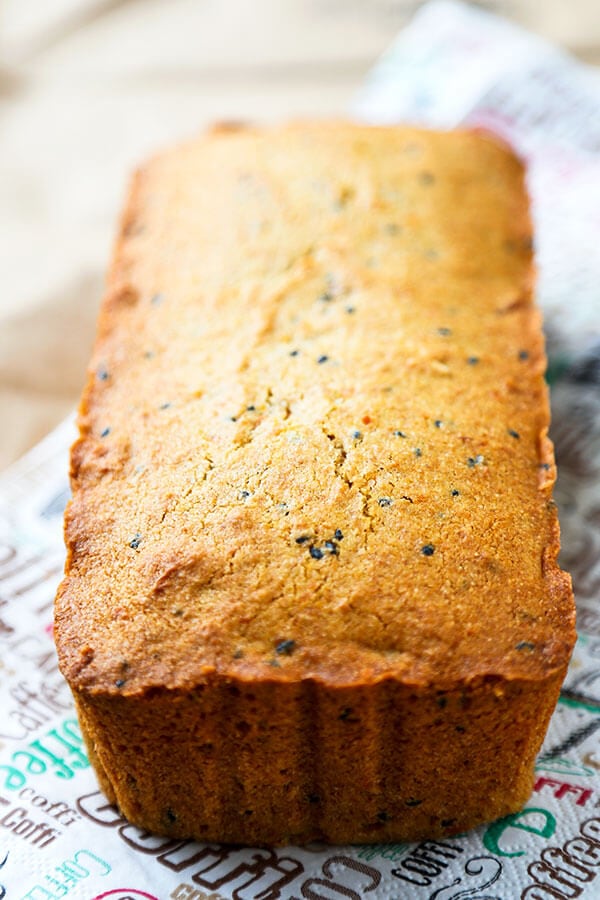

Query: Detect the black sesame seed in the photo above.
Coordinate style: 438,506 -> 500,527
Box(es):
238,490 -> 251,499
334,529 -> 344,541
115,679 -> 125,688
166,807 -> 177,823
516,641 -> 536,651
97,366 -> 109,381
129,534 -> 142,550
229,415 -> 238,422
405,798 -> 422,807
451,489 -> 460,497
377,811 -> 390,822
393,430 -> 407,438
317,355 -> 329,364
539,462 -> 551,471
437,327 -> 452,336
437,696 -> 447,708
378,497 -> 393,507
144,350 -> 155,359
441,818 -> 456,828
434,419 -> 443,428
345,306 -> 356,314
414,447 -> 422,457
324,540 -> 339,555
455,725 -> 466,734
275,639 -> 296,656
308,794 -> 321,803
467,356 -> 480,365
318,292 -> 333,303
309,546 -> 324,560
339,707 -> 353,721
351,430 -> 363,440
233,649 -> 244,659
519,350 -> 529,360
295,535 -> 310,544
289,349 -> 300,357
160,402 -> 172,410
508,429 -> 520,439
246,405 -> 256,411
421,544 -> 435,556
100,427 -> 111,438
467,454 -> 484,467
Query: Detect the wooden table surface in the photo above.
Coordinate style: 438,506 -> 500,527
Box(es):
1,0 -> 599,471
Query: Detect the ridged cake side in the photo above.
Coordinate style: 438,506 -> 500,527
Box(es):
71,671 -> 565,845
55,122 -> 575,844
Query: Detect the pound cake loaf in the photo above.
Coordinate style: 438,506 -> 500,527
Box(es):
55,122 -> 575,845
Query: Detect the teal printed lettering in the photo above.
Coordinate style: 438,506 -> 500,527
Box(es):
10,752 -> 46,778
2,720 -> 89,791
72,849 -> 111,875
0,766 -> 26,791
19,849 -> 111,899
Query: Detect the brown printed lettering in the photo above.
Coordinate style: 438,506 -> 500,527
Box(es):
191,847 -> 303,899
391,839 -> 464,886
159,845 -> 236,875
119,823 -> 181,854
564,837 -> 600,866
521,817 -> 600,898
19,788 -> 81,826
77,790 -> 125,826
300,878 -> 360,899
0,802 -> 59,848
75,791 -> 305,897
170,886 -> 224,900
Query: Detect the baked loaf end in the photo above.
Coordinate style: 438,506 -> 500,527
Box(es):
55,122 -> 575,845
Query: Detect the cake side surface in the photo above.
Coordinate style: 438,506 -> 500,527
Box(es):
55,122 -> 575,844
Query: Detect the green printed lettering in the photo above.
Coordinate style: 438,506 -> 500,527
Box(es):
356,845 -> 383,861
484,808 -> 556,857
380,844 -> 406,862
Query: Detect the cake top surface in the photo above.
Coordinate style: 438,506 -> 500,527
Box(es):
56,122 -> 574,694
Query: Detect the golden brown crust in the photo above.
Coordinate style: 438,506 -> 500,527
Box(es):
55,122 -> 575,844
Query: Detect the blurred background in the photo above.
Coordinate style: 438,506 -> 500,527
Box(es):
1,0 -> 599,471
